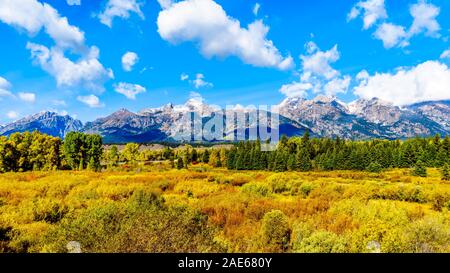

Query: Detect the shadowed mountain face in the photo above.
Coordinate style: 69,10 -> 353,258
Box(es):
279,96 -> 449,140
1,97 -> 449,143
0,111 -> 83,138
83,102 -> 310,143
408,101 -> 450,132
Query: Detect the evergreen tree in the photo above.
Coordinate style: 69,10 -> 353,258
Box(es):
442,163 -> 450,181
287,154 -> 296,171
191,148 -> 198,163
227,148 -> 236,170
296,148 -> 312,172
201,149 -> 210,163
258,152 -> 268,170
412,160 -> 427,177
273,150 -> 288,172
235,150 -> 245,170
176,157 -> 184,170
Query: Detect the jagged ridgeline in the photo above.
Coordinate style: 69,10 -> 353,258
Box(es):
0,130 -> 449,174
0,96 -> 449,143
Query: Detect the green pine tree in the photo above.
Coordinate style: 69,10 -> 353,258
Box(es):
442,163 -> 450,181
287,154 -> 296,171
412,160 -> 427,177
176,157 -> 184,170
296,148 -> 312,172
273,150 -> 288,172
201,149 -> 210,163
227,148 -> 236,170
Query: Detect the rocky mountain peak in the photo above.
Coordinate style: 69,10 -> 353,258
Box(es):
1,97 -> 449,142
0,111 -> 83,138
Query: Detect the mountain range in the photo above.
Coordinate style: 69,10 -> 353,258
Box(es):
1,96 -> 449,143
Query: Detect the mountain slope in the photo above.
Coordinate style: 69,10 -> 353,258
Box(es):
0,111 -> 83,138
82,109 -> 168,143
408,101 -> 450,131
86,99 -> 310,143
1,97 -> 449,143
278,96 -> 448,139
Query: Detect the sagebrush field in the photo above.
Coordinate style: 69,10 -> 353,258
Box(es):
0,165 -> 449,253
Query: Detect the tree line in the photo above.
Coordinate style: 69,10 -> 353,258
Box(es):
111,131 -> 449,178
224,132 -> 450,178
0,131 -> 103,172
1,131 -> 449,178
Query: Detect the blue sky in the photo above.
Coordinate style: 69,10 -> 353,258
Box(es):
0,0 -> 449,123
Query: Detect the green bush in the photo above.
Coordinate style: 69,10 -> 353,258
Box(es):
291,221 -> 314,250
403,216 -> 450,253
293,231 -> 346,253
241,182 -> 271,197
260,210 -> 291,252
299,182 -> 316,197
39,192 -> 224,253
366,162 -> 383,173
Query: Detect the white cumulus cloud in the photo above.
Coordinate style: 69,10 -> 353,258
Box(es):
348,0 -> 442,49
27,43 -> 114,92
279,82 -> 312,98
409,0 -> 440,37
122,51 -> 139,71
300,42 -> 340,80
157,0 -> 293,70
191,73 -> 213,89
353,61 -> 450,106
114,82 -> 146,100
279,42 -> 351,98
0,0 -> 85,50
0,0 -> 113,91
98,0 -> 145,28
373,23 -> 408,49
323,76 -> 351,96
77,94 -> 104,108
0,76 -> 13,98
18,92 -> 36,103
347,0 -> 387,29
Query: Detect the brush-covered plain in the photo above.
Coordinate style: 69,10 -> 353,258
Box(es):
0,165 -> 449,253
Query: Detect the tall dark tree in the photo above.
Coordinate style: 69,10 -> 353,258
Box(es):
201,149 -> 210,164
296,147 -> 312,172
227,147 -> 237,170
412,160 -> 427,177
442,163 -> 450,181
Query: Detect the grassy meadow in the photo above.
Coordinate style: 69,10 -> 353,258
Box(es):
0,164 -> 449,253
